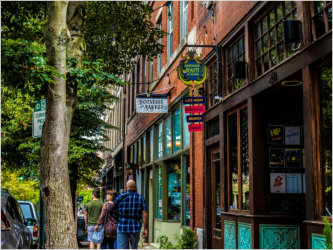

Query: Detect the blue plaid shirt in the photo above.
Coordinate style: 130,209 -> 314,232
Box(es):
113,190 -> 146,233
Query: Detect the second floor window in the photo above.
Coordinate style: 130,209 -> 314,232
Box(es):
167,2 -> 174,59
311,1 -> 332,40
254,1 -> 298,76
206,61 -> 218,108
181,1 -> 189,40
226,35 -> 246,95
157,18 -> 162,74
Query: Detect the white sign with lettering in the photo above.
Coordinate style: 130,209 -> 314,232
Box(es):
136,97 -> 168,113
33,99 -> 46,138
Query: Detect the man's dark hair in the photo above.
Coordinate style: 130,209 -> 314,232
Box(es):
92,188 -> 100,199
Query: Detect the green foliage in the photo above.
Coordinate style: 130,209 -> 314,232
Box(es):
1,169 -> 39,206
323,217 -> 332,249
84,1 -> 166,75
157,228 -> 197,249
77,185 -> 93,205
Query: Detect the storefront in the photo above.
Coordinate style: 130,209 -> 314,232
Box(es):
203,1 -> 331,248
126,96 -> 192,245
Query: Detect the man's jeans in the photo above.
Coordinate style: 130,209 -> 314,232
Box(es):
117,232 -> 140,249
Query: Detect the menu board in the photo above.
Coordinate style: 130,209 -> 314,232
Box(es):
270,173 -> 286,193
286,173 -> 302,193
269,148 -> 285,168
285,126 -> 301,145
285,148 -> 302,168
268,125 -> 284,144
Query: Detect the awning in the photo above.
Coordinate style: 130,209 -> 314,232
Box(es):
97,153 -> 117,182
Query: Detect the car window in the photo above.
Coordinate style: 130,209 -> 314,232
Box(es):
19,203 -> 34,219
7,197 -> 24,223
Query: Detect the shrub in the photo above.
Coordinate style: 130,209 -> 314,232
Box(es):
323,217 -> 332,249
157,228 -> 197,249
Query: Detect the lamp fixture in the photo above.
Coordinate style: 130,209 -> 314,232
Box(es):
233,61 -> 247,79
281,80 -> 303,87
283,19 -> 302,47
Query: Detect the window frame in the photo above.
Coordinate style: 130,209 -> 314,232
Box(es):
310,1 -> 332,41
205,60 -> 218,108
167,2 -> 174,60
227,103 -> 250,212
157,18 -> 162,74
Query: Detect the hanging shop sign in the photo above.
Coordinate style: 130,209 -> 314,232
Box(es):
177,51 -> 208,97
136,97 -> 168,113
186,115 -> 204,123
183,96 -> 206,104
184,105 -> 205,113
32,99 -> 46,138
188,124 -> 203,132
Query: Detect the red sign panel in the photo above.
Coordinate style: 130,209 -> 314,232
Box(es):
188,124 -> 203,132
184,105 -> 205,113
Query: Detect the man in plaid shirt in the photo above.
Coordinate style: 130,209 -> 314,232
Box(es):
113,180 -> 148,249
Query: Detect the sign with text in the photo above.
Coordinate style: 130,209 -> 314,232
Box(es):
183,96 -> 206,105
33,99 -> 46,138
188,124 -> 203,132
186,115 -> 204,123
184,105 -> 205,113
136,97 -> 168,113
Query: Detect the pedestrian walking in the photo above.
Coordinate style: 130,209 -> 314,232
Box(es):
112,180 -> 148,249
84,188 -> 104,249
96,190 -> 118,249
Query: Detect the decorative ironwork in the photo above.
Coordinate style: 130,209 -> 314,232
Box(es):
224,220 -> 236,249
260,224 -> 300,249
238,223 -> 252,249
312,233 -> 326,249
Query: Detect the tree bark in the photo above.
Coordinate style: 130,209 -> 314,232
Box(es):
41,1 -> 85,248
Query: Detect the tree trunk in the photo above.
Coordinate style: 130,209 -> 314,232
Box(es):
69,163 -> 78,219
41,1 -> 85,248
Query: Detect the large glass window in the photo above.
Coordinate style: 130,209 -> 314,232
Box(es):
164,116 -> 172,156
142,135 -> 146,165
180,1 -> 189,41
311,1 -> 332,40
167,163 -> 181,220
133,143 -> 137,164
226,36 -> 246,95
184,155 -> 190,226
149,60 -> 153,83
183,104 -> 190,147
150,128 -> 154,161
157,122 -> 163,158
173,107 -> 182,152
205,62 -> 218,108
167,2 -> 174,59
156,165 -> 163,219
254,1 -> 298,76
138,140 -> 142,166
228,106 -> 249,211
319,64 -> 332,216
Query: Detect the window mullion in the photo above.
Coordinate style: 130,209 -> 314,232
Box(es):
237,108 -> 242,211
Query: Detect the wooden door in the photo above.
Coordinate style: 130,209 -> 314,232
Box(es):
210,146 -> 222,248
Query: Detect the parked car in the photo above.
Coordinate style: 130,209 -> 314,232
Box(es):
18,201 -> 39,248
1,188 -> 32,249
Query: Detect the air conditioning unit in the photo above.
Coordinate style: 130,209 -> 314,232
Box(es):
204,1 -> 213,9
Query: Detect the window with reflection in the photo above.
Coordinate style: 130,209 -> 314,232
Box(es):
173,107 -> 182,152
138,140 -> 142,166
254,1 -> 298,76
319,63 -> 332,216
205,62 -> 218,108
157,122 -> 163,158
184,155 -> 190,226
213,153 -> 221,237
226,35 -> 246,95
157,18 -> 162,74
183,104 -> 190,147
311,1 -> 332,40
150,128 -> 154,161
167,163 -> 181,221
228,106 -> 249,211
142,135 -> 146,165
167,2 -> 174,59
133,143 -> 137,164
156,165 -> 163,219
164,116 -> 172,156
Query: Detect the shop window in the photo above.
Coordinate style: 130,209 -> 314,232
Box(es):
207,117 -> 219,139
254,1 -> 298,77
149,128 -> 154,162
173,107 -> 182,152
226,35 -> 246,95
156,165 -> 163,219
319,64 -> 332,216
138,140 -> 142,166
167,163 -> 181,221
167,2 -> 174,59
227,105 -> 249,211
311,1 -> 332,40
164,116 -> 172,156
183,155 -> 190,226
142,56 -> 146,93
149,60 -> 153,83
142,135 -> 146,165
133,143 -> 137,164
205,61 -> 218,108
157,122 -> 163,158
183,104 -> 190,147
